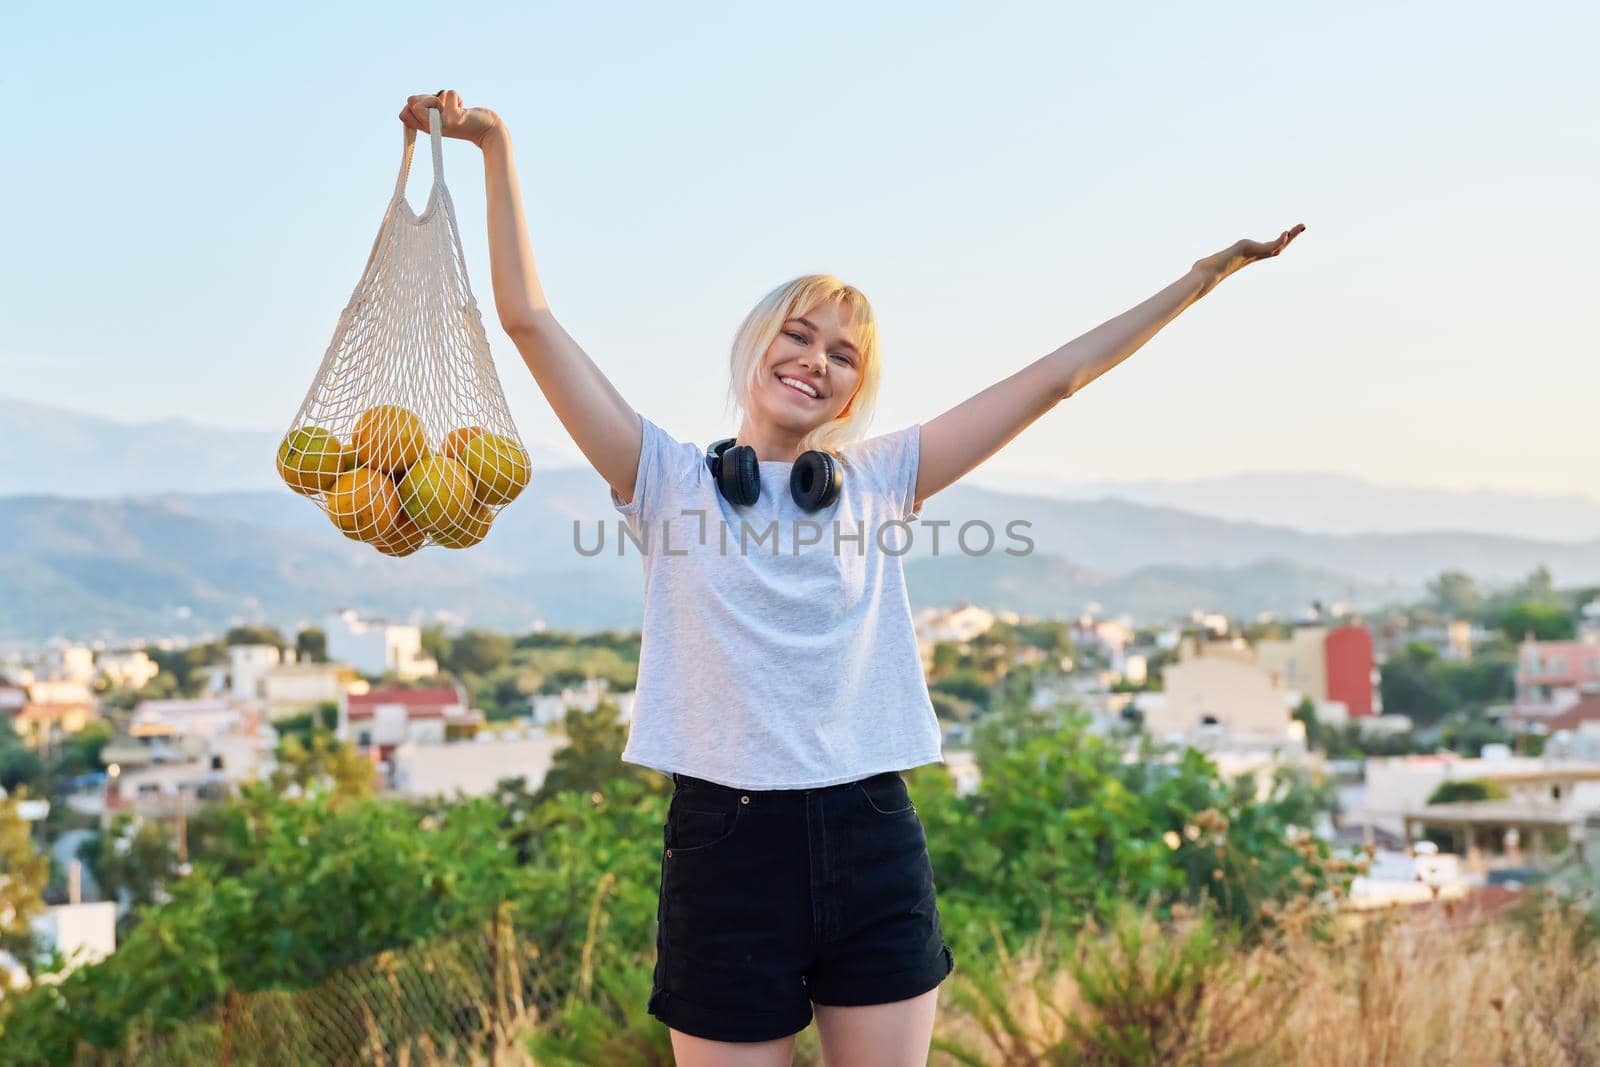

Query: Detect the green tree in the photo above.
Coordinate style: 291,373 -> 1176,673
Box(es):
1512,565 -> 1557,603
420,624 -> 452,666
271,702 -> 339,747
1291,696 -> 1323,750
923,717 -> 1343,949
1379,647 -> 1454,725
50,720 -> 112,779
445,629 -> 514,675
1011,619 -> 1074,659
1493,600 -> 1576,642
1427,569 -> 1483,619
1437,659 -> 1514,709
930,667 -> 994,712
538,667 -> 591,696
929,642 -> 964,678
535,700 -> 661,804
84,813 -> 179,913
295,627 -> 328,663
1437,713 -> 1514,758
0,712 -> 45,792
0,791 -> 48,962
224,625 -> 285,647
142,639 -> 224,697
270,730 -> 376,800
1427,778 -> 1509,805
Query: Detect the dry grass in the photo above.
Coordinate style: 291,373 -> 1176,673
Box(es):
69,891 -> 1600,1066
930,898 -> 1600,1067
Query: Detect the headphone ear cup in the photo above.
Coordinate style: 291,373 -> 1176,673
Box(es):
791,450 -> 841,512
721,444 -> 761,507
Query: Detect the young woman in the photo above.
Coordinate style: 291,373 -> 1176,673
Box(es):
401,90 -> 1302,1067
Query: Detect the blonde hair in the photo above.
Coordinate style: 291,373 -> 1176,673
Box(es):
724,274 -> 882,457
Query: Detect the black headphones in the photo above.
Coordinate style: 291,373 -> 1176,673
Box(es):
705,438 -> 843,512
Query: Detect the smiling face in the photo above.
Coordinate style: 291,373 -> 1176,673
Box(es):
749,298 -> 865,439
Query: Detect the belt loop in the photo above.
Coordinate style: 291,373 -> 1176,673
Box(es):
671,772 -> 681,787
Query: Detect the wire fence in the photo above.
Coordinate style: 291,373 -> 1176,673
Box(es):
72,905 -> 551,1067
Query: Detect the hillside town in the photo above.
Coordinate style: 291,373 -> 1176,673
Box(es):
6,581 -> 1599,1000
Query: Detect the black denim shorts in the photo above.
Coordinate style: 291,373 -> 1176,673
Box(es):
648,769 -> 956,1043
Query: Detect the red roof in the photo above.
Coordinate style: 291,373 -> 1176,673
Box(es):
1545,693 -> 1600,732
346,686 -> 465,721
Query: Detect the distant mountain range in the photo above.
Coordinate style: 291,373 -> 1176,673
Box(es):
969,469 -> 1600,543
5,394 -> 1597,542
0,395 -> 583,498
4,471 -> 1596,646
3,395 -> 1596,645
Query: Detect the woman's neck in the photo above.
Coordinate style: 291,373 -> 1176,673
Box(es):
733,423 -> 809,463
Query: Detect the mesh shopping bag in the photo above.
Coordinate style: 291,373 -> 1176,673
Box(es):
276,107 -> 530,556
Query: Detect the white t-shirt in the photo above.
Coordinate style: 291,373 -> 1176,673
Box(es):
609,411 -> 945,790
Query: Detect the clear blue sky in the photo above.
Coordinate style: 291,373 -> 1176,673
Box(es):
5,2 -> 1595,496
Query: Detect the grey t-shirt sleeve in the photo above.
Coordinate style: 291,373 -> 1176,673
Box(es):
610,412 -> 697,523
846,423 -> 923,521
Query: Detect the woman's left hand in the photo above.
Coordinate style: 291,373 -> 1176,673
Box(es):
1192,224 -> 1305,287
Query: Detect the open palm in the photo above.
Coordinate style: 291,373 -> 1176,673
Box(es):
1194,224 -> 1306,284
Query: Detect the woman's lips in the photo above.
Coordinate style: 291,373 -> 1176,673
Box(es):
776,373 -> 820,401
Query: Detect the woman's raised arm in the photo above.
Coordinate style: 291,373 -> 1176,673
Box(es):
402,91 -> 644,504
911,225 -> 1305,511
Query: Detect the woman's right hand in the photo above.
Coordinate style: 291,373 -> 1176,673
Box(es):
398,89 -> 501,148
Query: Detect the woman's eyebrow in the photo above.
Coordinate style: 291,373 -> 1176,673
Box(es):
788,317 -> 860,356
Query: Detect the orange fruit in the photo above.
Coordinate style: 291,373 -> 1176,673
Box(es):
350,404 -> 428,475
372,513 -> 426,557
433,501 -> 494,549
397,456 -> 476,533
460,432 -> 532,507
276,426 -> 353,495
441,425 -> 485,460
326,468 -> 401,542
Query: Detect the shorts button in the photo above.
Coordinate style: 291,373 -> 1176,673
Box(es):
740,795 -> 750,804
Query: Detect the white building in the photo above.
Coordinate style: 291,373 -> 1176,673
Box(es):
94,649 -> 160,690
129,697 -> 251,743
339,684 -> 479,756
30,902 -> 117,975
1354,753 -> 1600,842
390,732 -> 569,798
102,700 -> 277,825
1073,615 -> 1135,662
43,644 -> 95,685
1580,599 -> 1600,644
528,678 -> 635,726
25,678 -> 94,705
915,602 -> 996,645
229,644 -> 282,701
325,609 -> 438,679
262,662 -> 366,721
1144,651 -> 1297,748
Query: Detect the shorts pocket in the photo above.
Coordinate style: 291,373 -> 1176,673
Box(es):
666,790 -> 744,855
855,772 -> 916,817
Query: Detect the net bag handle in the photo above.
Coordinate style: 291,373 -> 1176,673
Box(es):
393,105 -> 447,205
340,106 -> 447,305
